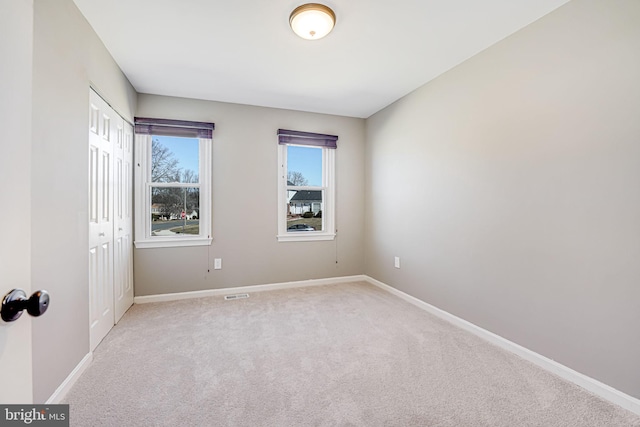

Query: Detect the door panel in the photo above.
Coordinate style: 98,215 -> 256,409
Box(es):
88,90 -> 115,351
88,89 -> 133,347
114,120 -> 134,322
88,247 -> 97,329
0,0 -> 34,403
89,146 -> 99,223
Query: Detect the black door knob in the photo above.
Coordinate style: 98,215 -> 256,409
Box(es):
26,290 -> 50,317
1,289 -> 50,322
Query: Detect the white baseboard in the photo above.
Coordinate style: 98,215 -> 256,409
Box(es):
364,275 -> 640,416
46,352 -> 93,404
134,275 -> 368,304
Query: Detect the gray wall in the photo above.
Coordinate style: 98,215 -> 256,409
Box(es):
134,95 -> 365,296
365,0 -> 640,399
31,0 -> 136,402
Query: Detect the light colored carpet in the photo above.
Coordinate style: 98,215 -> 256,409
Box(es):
65,281 -> 640,426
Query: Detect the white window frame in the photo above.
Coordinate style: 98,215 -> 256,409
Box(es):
277,143 -> 335,242
134,133 -> 212,248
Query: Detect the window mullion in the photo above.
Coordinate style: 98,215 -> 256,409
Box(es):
287,185 -> 323,191
150,182 -> 200,189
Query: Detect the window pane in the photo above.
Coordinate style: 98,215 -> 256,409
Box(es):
286,190 -> 323,232
287,145 -> 322,187
151,187 -> 200,236
152,136 -> 199,183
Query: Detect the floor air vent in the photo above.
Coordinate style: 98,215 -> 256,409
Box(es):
224,293 -> 249,301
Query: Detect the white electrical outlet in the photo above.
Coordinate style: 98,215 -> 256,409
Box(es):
394,257 -> 400,269
214,258 -> 222,270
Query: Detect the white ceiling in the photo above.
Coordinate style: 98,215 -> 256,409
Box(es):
73,0 -> 569,118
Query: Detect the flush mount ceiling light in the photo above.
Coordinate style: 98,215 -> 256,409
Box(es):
289,3 -> 336,40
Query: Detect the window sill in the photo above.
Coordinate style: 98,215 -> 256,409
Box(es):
277,232 -> 336,242
134,237 -> 212,249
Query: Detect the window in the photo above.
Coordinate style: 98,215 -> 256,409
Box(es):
134,118 -> 213,248
277,129 -> 337,242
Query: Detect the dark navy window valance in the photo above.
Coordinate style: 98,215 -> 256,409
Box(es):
277,129 -> 337,149
135,117 -> 214,139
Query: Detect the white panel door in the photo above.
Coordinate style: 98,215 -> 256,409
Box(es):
114,119 -> 134,322
89,90 -> 116,351
0,0 -> 34,403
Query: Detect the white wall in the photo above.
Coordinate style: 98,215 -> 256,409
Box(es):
134,95 -> 365,295
365,0 -> 640,399
31,0 -> 136,402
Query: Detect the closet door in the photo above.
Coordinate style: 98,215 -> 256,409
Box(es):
89,90 -> 115,351
114,119 -> 134,322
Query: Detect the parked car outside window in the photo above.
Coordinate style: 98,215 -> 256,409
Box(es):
287,224 -> 315,231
